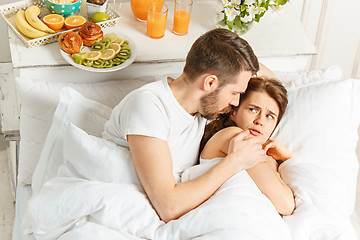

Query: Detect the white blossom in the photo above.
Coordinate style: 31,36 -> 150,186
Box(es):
224,7 -> 240,22
244,0 -> 256,6
221,0 -> 231,7
218,0 -> 288,28
230,0 -> 241,7
270,5 -> 284,13
259,7 -> 266,12
246,5 -> 259,18
240,14 -> 253,22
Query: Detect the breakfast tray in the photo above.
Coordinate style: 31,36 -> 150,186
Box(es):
0,0 -> 121,48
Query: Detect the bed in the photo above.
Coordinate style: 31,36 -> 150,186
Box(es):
12,65 -> 360,239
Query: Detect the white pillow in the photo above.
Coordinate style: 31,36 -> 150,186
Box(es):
31,87 -> 113,195
16,77 -> 152,185
58,123 -> 140,185
271,77 -> 360,238
275,64 -> 343,85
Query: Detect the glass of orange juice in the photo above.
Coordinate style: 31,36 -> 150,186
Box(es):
130,0 -> 164,22
147,2 -> 168,39
172,0 -> 193,35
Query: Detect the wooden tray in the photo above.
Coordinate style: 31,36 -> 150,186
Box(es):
0,0 -> 121,48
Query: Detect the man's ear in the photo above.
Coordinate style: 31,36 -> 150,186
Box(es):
229,109 -> 236,121
202,74 -> 219,92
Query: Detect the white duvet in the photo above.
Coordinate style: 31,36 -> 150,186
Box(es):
24,124 -> 358,240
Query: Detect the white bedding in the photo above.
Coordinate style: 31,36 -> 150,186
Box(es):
13,185 -> 33,240
15,66 -> 360,240
24,124 -> 358,239
26,124 -> 291,240
14,163 -> 360,240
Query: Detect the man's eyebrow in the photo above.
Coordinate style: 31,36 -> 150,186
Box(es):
248,103 -> 278,117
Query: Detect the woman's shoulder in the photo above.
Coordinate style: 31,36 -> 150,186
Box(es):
201,126 -> 244,159
212,126 -> 244,140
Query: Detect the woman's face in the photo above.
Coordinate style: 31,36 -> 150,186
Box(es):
230,91 -> 279,145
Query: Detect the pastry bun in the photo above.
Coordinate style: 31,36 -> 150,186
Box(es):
79,22 -> 103,46
58,31 -> 83,54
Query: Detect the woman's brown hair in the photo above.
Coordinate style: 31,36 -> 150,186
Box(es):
199,76 -> 288,153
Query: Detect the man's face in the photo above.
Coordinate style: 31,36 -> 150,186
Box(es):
199,71 -> 252,120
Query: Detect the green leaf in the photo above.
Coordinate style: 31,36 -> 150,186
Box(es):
240,5 -> 246,12
264,0 -> 270,9
226,20 -> 234,30
275,0 -> 287,5
234,15 -> 242,28
217,19 -> 226,27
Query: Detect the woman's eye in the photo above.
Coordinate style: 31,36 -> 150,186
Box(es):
249,108 -> 257,113
266,114 -> 274,119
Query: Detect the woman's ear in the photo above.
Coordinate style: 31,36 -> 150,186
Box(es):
202,74 -> 219,92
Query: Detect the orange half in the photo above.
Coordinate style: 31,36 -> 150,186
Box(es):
64,15 -> 87,30
43,14 -> 65,31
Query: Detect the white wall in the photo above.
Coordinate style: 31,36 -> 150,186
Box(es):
1,0 -> 359,78
0,0 -> 12,63
299,0 -> 360,79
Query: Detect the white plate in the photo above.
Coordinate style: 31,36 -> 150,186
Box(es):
60,27 -> 137,72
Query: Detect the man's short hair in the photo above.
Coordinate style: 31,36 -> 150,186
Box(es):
183,28 -> 259,86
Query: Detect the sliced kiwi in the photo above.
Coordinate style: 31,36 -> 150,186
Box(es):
100,38 -> 112,48
112,57 -> 125,65
91,42 -> 106,51
72,52 -> 88,61
117,51 -> 130,60
103,60 -> 113,68
119,49 -> 131,54
82,60 -> 93,67
73,58 -> 83,65
92,59 -> 105,68
121,45 -> 130,49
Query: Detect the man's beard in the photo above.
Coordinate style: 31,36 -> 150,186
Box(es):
199,89 -> 231,120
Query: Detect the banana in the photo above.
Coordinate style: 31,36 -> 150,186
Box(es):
15,10 -> 49,39
25,6 -> 56,34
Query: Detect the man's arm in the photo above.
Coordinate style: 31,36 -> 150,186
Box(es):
127,131 -> 265,223
257,63 -> 276,78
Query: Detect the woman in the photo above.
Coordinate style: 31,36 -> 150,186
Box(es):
199,76 -> 295,216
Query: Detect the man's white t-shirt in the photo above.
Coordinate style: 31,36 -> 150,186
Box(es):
103,77 -> 207,181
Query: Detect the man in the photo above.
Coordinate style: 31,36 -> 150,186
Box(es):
103,28 -> 268,222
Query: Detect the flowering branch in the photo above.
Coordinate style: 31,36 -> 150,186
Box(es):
218,0 -> 288,32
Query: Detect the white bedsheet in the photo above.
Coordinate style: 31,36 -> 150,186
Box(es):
14,175 -> 360,240
13,185 -> 33,240
25,166 -> 290,240
22,125 -> 358,240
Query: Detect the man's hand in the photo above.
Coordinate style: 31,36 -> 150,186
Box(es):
227,130 -> 267,171
263,139 -> 294,162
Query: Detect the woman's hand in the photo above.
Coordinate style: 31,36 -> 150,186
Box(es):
263,140 -> 294,162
